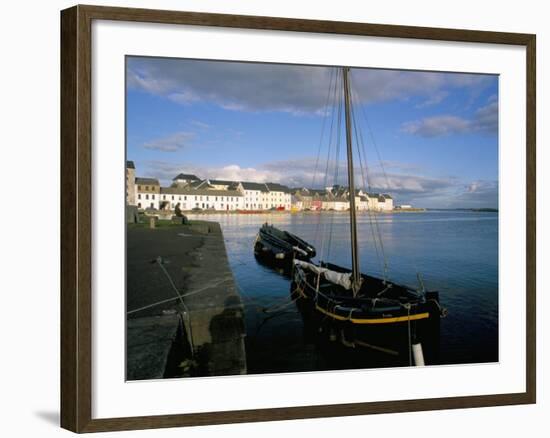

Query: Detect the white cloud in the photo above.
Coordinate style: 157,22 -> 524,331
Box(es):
189,120 -> 210,129
209,164 -> 281,183
135,158 -> 496,208
402,115 -> 471,137
127,57 -> 495,115
401,98 -> 498,137
473,101 -> 498,133
466,180 -> 497,194
142,132 -> 194,152
141,158 -> 454,196
453,180 -> 498,207
415,90 -> 449,108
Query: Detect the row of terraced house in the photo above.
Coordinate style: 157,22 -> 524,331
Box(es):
126,161 -> 393,212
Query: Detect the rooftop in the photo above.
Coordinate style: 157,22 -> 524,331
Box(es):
161,186 -> 243,197
135,177 -> 160,186
265,182 -> 291,193
209,179 -> 237,186
173,173 -> 200,181
241,181 -> 269,192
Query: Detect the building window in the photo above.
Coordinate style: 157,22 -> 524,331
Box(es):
163,195 -> 166,200
152,195 -> 155,200
138,194 -> 141,200
184,196 -> 187,201
145,194 -> 149,200
145,186 -> 149,191
171,196 -> 174,200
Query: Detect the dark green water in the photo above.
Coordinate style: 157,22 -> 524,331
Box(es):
190,211 -> 499,373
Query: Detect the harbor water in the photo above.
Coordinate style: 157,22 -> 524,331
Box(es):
189,210 -> 499,374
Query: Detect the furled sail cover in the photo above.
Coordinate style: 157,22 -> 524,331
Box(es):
294,260 -> 354,290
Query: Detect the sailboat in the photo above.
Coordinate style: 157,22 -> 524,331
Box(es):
291,67 -> 446,365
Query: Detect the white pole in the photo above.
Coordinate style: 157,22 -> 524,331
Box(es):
412,342 -> 425,366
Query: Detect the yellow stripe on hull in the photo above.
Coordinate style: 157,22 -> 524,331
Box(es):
315,305 -> 430,324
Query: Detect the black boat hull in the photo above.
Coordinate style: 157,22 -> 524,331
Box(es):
291,262 -> 443,363
254,224 -> 316,268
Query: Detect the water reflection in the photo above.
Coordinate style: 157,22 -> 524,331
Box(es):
188,211 -> 498,372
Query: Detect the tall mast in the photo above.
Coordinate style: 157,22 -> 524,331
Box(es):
342,67 -> 361,295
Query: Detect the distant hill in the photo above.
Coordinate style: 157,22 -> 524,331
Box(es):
427,208 -> 498,212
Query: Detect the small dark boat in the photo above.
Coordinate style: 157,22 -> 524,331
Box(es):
254,223 -> 316,266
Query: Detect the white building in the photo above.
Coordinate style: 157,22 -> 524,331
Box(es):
361,192 -> 380,211
240,182 -> 265,210
160,186 -> 244,211
240,182 -> 291,210
322,197 -> 349,211
311,185 -> 394,212
135,177 -> 160,210
356,195 -> 370,211
169,180 -> 293,211
378,194 -> 394,211
126,163 -> 384,213
265,183 -> 292,210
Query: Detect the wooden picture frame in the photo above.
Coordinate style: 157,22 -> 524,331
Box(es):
60,4 -> 536,433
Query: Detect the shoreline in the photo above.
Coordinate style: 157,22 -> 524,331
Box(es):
140,208 -> 428,217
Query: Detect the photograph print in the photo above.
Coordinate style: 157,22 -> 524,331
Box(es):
125,56 -> 498,381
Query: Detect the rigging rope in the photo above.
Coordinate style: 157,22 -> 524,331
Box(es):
350,70 -> 425,291
350,93 -> 386,279
316,68 -> 339,259
310,68 -> 335,190
312,68 -> 336,253
348,76 -> 389,281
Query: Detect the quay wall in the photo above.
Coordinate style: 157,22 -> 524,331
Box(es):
126,220 -> 246,380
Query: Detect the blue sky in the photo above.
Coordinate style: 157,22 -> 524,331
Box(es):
126,56 -> 498,208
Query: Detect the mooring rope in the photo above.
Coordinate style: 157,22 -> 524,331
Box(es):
261,292 -> 303,314
126,276 -> 234,315
151,256 -> 196,356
